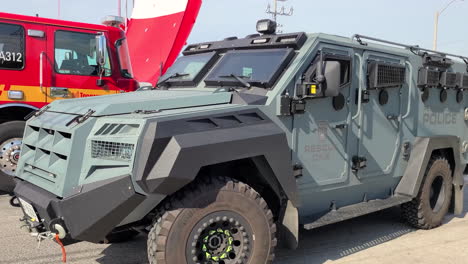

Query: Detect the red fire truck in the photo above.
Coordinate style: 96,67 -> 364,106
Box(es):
0,12 -> 138,192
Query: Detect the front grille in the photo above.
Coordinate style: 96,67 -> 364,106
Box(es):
21,125 -> 72,183
91,140 -> 134,161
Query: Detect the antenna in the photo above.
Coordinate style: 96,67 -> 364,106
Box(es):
57,0 -> 61,19
265,0 -> 294,33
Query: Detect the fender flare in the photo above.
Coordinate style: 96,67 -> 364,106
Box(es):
395,136 -> 464,214
133,109 -> 300,207
0,103 -> 39,110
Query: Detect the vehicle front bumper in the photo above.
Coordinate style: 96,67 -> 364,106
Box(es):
14,175 -> 145,243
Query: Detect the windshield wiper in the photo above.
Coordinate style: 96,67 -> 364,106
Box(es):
157,72 -> 190,87
218,74 -> 252,89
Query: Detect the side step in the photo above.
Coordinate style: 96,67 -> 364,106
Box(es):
303,196 -> 412,230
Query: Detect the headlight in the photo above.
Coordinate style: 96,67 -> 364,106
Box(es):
91,140 -> 135,161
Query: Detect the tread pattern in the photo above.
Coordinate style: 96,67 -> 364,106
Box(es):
147,176 -> 277,264
401,157 -> 451,229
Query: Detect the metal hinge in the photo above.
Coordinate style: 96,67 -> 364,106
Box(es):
352,156 -> 367,172
280,95 -> 306,115
355,90 -> 370,104
66,109 -> 95,127
293,164 -> 303,179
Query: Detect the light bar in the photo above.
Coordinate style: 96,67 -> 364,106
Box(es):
256,19 -> 277,35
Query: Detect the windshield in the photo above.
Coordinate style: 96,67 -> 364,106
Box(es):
159,51 -> 216,87
116,38 -> 133,78
205,49 -> 293,88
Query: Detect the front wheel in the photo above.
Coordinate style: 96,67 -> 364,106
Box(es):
0,121 -> 25,193
147,176 -> 277,264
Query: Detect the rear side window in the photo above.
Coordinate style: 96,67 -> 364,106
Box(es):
55,31 -> 111,76
0,23 -> 25,70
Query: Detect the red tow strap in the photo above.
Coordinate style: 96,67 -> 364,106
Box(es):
54,234 -> 67,263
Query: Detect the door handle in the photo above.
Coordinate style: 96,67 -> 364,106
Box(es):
50,87 -> 70,98
39,51 -> 45,95
387,114 -> 399,120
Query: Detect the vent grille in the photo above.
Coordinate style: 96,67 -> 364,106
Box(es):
368,62 -> 406,89
456,73 -> 468,89
418,68 -> 440,87
91,141 -> 135,161
440,72 -> 457,88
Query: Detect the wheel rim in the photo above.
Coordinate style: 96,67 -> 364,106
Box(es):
0,138 -> 22,176
186,211 -> 253,264
429,175 -> 446,213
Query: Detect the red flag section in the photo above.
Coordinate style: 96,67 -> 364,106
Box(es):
126,0 -> 202,86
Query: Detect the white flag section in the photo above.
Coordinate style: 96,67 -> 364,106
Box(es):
126,0 -> 202,86
131,0 -> 188,19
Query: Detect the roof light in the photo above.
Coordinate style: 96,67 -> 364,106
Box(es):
252,38 -> 270,44
199,44 -> 211,49
101,15 -> 125,27
278,36 -> 297,43
256,19 -> 277,35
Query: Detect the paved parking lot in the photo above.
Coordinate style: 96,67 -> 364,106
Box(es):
1,189 -> 467,264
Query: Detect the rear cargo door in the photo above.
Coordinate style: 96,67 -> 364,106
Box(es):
355,51 -> 408,179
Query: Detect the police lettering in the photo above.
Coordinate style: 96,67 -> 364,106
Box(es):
423,111 -> 457,125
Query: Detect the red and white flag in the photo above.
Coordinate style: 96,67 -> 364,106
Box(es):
126,0 -> 202,85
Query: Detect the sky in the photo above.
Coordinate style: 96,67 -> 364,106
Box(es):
3,0 -> 468,55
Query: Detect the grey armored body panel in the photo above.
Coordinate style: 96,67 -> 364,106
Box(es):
13,26 -> 468,260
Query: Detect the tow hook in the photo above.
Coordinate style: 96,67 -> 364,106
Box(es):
27,223 -> 68,263
32,230 -> 67,263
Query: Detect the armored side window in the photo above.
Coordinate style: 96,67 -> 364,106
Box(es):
297,54 -> 351,98
0,23 -> 25,70
368,62 -> 406,89
304,56 -> 351,86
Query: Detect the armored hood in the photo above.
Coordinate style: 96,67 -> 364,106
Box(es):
44,90 -> 232,116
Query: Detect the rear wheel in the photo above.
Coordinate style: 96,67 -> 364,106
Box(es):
0,121 -> 25,193
401,157 -> 453,229
147,176 -> 277,264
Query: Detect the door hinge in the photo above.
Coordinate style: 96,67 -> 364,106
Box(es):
402,141 -> 411,161
352,156 -> 367,172
280,95 -> 306,115
355,90 -> 370,104
293,164 -> 303,179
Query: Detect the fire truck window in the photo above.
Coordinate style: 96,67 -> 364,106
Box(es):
55,31 -> 111,76
0,23 -> 25,70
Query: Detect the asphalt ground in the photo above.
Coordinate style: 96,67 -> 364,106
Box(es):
0,188 -> 467,264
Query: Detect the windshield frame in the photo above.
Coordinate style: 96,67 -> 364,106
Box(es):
116,37 -> 134,79
204,48 -> 295,88
158,51 -> 219,87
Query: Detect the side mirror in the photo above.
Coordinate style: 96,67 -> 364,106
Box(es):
322,61 -> 341,97
96,33 -> 107,67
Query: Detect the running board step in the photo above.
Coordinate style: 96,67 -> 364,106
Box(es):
303,196 -> 413,230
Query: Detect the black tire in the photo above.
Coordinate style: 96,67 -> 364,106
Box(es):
401,157 -> 453,229
102,229 -> 139,244
147,176 -> 277,264
0,121 -> 25,193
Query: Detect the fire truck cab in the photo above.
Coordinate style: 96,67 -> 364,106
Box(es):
0,12 -> 138,192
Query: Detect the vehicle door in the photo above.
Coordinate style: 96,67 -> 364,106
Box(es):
46,26 -> 120,102
0,21 -> 48,107
354,51 -> 408,179
292,44 -> 355,189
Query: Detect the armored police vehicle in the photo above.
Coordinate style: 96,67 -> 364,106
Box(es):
13,20 -> 468,264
